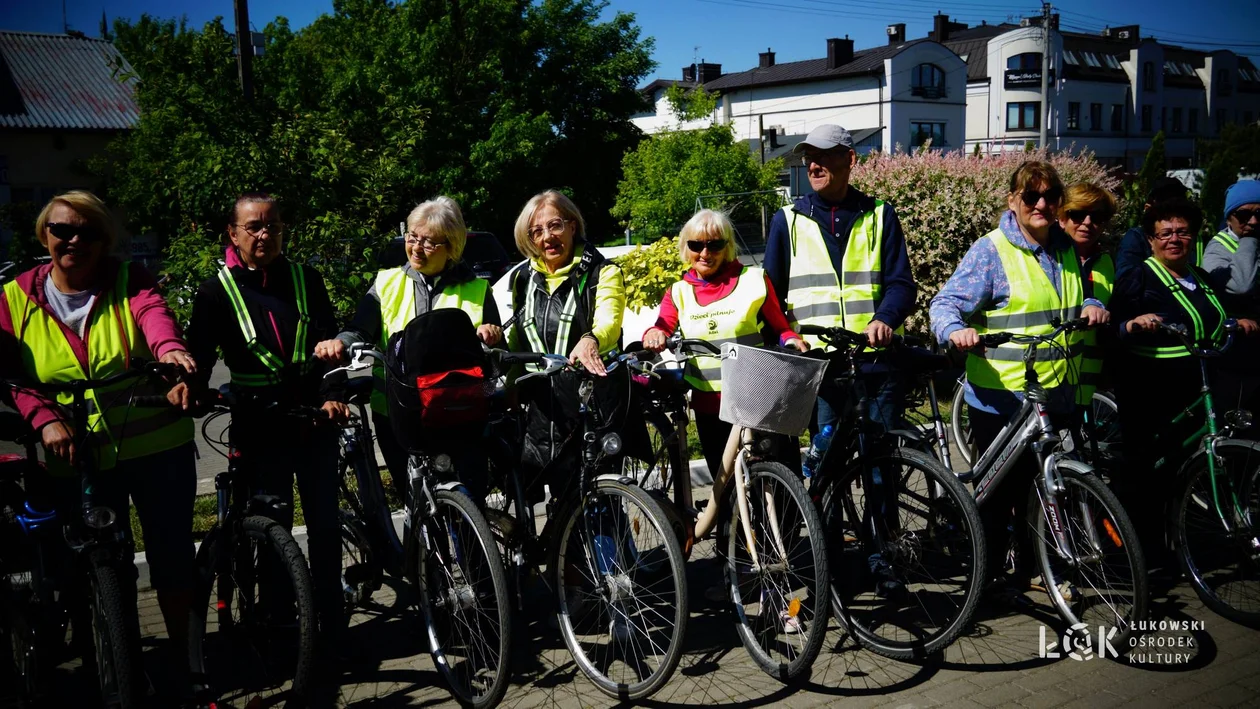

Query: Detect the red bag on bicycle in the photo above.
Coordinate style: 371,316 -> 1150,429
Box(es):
413,365 -> 490,427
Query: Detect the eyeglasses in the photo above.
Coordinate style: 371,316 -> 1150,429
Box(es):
799,148 -> 849,166
687,239 -> 727,254
1019,188 -> 1063,207
527,218 -> 571,240
233,221 -> 283,236
1232,208 -> 1260,224
1065,209 -> 1111,225
1154,229 -> 1194,241
405,233 -> 448,252
46,222 -> 104,243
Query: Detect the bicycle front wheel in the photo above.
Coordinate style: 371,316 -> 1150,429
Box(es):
1029,463 -> 1147,650
416,489 -> 512,709
553,479 -> 687,701
87,554 -> 145,709
950,379 -> 976,467
728,461 -> 829,681
823,448 -> 985,660
1173,440 -> 1260,627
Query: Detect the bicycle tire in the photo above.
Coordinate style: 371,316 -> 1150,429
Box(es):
339,510 -> 381,613
416,488 -> 512,709
822,447 -> 985,660
950,379 -> 976,467
1028,462 -> 1147,651
727,461 -> 828,681
195,515 -> 317,699
87,554 -> 145,709
552,478 -> 688,700
1172,440 -> 1260,627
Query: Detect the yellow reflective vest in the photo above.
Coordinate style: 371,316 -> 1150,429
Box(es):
1075,252 -> 1114,405
782,202 -> 892,347
671,267 -> 767,393
371,267 -> 487,415
966,230 -> 1084,394
4,264 -> 193,474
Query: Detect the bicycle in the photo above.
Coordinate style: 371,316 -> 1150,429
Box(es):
1145,320 -> 1260,626
483,347 -> 689,700
626,335 -> 830,681
955,318 -> 1147,651
796,324 -> 986,660
0,360 -> 189,708
192,385 -> 320,701
329,342 -> 512,709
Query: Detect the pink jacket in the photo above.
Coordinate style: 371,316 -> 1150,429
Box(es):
0,259 -> 188,431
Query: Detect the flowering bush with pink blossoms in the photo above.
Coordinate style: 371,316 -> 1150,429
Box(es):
850,146 -> 1122,335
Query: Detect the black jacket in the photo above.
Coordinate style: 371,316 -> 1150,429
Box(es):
340,261 -> 501,349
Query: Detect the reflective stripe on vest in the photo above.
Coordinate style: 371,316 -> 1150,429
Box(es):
1213,230 -> 1240,255
966,229 -> 1084,393
1129,257 -> 1226,360
3,264 -> 193,473
370,268 -> 487,415
673,267 -> 767,393
1075,253 -> 1115,405
783,202 -> 890,347
217,262 -> 312,387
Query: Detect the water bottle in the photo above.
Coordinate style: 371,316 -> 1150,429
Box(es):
801,425 -> 835,479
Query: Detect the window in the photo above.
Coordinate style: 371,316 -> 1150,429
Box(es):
1083,52 -> 1102,68
1217,109 -> 1228,131
1063,50 -> 1079,66
1172,107 -> 1183,132
1068,102 -> 1081,130
1181,62 -> 1196,75
1247,111 -> 1256,125
911,63 -> 946,98
1189,108 -> 1199,133
1090,103 -> 1103,131
910,121 -> 946,148
1141,104 -> 1153,132
1219,69 -> 1233,96
1103,54 -> 1123,70
1007,53 -> 1041,71
1111,104 -> 1125,131
1164,61 -> 1180,76
1007,101 -> 1041,131
1143,61 -> 1156,90
1161,107 -> 1167,131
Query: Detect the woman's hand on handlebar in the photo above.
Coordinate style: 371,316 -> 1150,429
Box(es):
642,328 -> 669,352
569,334 -> 607,376
784,336 -> 809,353
948,327 -> 981,351
1237,318 -> 1260,336
159,349 -> 197,375
477,324 -> 504,347
321,400 -> 351,424
863,319 -> 894,348
41,420 -> 74,464
1126,313 -> 1163,334
313,338 -> 346,363
1081,304 -> 1110,327
166,381 -> 195,410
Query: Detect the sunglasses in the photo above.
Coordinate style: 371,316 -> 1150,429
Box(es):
1019,188 -> 1063,207
1066,209 -> 1111,224
46,222 -> 104,243
1233,208 -> 1260,224
687,239 -> 727,254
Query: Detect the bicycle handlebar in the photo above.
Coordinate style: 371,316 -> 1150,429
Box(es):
976,317 -> 1093,349
11,359 -> 186,397
1154,318 -> 1237,358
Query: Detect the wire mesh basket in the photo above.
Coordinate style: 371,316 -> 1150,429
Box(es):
718,344 -> 828,436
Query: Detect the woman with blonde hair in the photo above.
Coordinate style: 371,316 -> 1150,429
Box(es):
1059,182 -> 1118,406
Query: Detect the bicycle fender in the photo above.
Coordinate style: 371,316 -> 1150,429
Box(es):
889,427 -> 926,445
247,494 -> 289,518
595,473 -> 636,487
434,481 -> 466,493
1175,438 -> 1260,481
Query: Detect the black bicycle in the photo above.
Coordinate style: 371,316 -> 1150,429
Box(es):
192,386 -> 319,702
0,360 -> 187,708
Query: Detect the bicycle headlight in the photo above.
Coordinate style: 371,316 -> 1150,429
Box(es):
755,435 -> 777,455
433,454 -> 454,474
1227,409 -> 1254,430
83,506 -> 116,530
601,433 -> 623,456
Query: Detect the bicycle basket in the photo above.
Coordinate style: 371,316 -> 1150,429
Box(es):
718,344 -> 827,435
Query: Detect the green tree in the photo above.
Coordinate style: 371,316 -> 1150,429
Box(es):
1136,130 -> 1167,199
1197,124 -> 1260,231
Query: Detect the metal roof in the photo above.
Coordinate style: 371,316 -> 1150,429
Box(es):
705,41 -> 929,91
0,31 -> 139,131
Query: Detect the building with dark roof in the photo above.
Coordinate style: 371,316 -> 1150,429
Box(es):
0,30 -> 138,214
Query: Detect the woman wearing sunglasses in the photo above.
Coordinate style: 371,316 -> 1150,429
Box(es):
643,209 -> 806,484
1059,182 -> 1118,407
0,190 -> 203,703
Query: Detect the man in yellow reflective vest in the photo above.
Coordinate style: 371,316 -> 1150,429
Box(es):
930,162 -> 1110,592
1203,179 -> 1260,434
186,192 -> 350,659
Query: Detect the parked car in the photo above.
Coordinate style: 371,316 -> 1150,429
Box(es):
377,231 -> 514,282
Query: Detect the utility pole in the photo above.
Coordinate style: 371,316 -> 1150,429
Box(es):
1039,2 -> 1052,150
234,0 -> 254,102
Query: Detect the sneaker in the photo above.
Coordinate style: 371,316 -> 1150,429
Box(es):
780,610 -> 803,635
870,558 -> 906,600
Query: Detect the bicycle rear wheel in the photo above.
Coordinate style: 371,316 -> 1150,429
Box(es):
339,510 -> 381,613
1173,440 -> 1260,627
416,488 -> 512,709
950,379 -> 976,467
728,461 -> 828,681
1028,463 -> 1147,651
553,479 -> 687,700
87,553 -> 145,709
823,447 -> 985,660
195,516 -> 317,699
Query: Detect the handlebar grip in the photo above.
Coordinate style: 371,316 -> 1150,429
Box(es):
130,395 -> 176,408
678,338 -> 722,355
797,325 -> 827,336
496,351 -> 547,366
624,349 -> 657,363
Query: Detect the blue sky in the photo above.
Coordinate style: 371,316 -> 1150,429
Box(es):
4,0 -> 1257,83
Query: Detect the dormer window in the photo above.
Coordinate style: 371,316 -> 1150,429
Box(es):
912,63 -> 946,99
